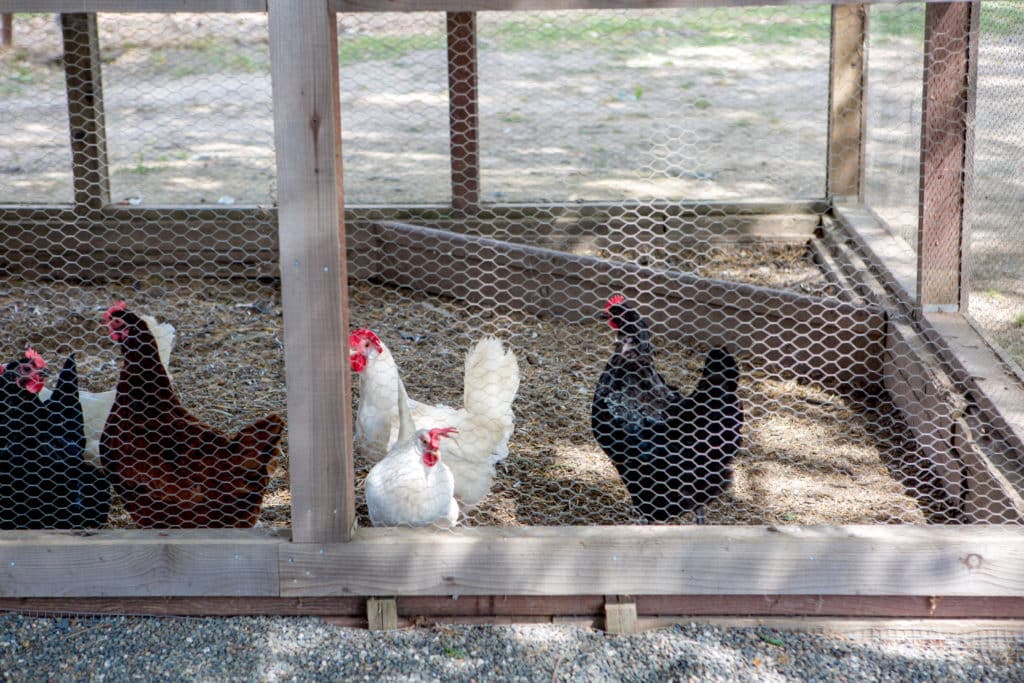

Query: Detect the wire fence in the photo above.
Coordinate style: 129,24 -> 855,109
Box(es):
0,2 -> 1021,533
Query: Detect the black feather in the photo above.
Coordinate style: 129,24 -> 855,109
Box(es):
0,353 -> 110,529
591,298 -> 744,523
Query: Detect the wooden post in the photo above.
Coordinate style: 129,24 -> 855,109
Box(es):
604,595 -> 638,634
268,0 -> 354,543
1,14 -> 13,48
917,0 -> 979,312
367,597 -> 398,630
827,3 -> 867,200
446,11 -> 480,213
60,13 -> 110,213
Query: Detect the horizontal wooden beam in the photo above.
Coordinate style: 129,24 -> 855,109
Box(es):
336,1 -> 976,12
0,199 -> 826,222
6,596 -> 1024,621
0,1 -> 966,14
0,200 -> 823,279
0,1 -> 268,11
0,529 -> 284,598
279,525 -> 1024,598
352,219 -> 884,387
3,526 -> 1024,601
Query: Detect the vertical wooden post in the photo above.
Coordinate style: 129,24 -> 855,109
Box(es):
269,0 -> 354,543
604,596 -> 638,634
447,11 -> 480,213
367,597 -> 398,630
827,3 -> 868,200
61,13 -> 110,213
1,14 -> 13,48
917,0 -> 979,311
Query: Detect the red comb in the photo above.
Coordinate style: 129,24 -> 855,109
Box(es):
24,347 -> 46,369
605,294 -> 626,311
349,328 -> 383,354
427,426 -> 458,451
103,300 -> 127,323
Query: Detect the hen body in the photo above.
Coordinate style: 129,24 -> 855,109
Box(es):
351,331 -> 519,506
364,379 -> 459,527
100,303 -> 283,528
38,315 -> 175,469
0,352 -> 110,529
591,296 -> 743,523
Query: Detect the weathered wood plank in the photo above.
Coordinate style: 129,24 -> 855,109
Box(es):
0,1 -> 974,12
268,0 -> 354,542
447,11 -> 479,212
0,199 -> 827,223
827,3 -> 867,199
367,597 -> 398,630
335,1 -> 977,12
279,526 -> 1024,598
917,0 -> 978,309
832,202 -> 916,306
0,529 -> 282,598
6,595 -> 1024,619
0,213 -> 278,281
825,210 -> 1024,522
0,201 -> 821,281
351,219 -> 885,387
605,598 -> 638,634
0,1 -> 268,11
61,13 -> 110,213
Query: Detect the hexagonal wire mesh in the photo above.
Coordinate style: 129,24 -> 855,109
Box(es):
0,2 -> 1021,533
0,12 -> 286,530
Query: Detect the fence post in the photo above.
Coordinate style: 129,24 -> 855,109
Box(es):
827,3 -> 868,200
269,0 -> 354,543
447,11 -> 480,213
1,14 -> 12,48
60,13 -> 110,213
917,0 -> 979,312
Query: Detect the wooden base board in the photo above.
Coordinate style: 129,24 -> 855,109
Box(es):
5,595 -> 1024,621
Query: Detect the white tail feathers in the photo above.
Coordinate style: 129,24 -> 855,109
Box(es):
140,315 -> 176,376
462,336 -> 520,427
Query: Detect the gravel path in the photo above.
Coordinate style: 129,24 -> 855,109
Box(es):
2,615 -> 1023,682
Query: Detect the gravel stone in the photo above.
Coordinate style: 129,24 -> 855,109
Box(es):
1,615 -> 1022,682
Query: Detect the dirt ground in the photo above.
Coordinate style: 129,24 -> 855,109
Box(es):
0,9 -> 1019,529
0,267 -> 930,530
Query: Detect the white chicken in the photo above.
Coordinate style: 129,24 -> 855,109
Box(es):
38,314 -> 175,469
349,328 -> 520,507
364,376 -> 459,527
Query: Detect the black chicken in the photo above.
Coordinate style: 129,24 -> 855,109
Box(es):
0,350 -> 110,529
591,295 -> 743,524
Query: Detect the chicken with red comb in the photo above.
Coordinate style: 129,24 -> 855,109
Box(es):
100,301 -> 283,528
0,349 -> 110,529
363,375 -> 460,527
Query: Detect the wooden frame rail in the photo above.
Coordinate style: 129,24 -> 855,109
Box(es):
3,526 -> 1024,602
0,1 -> 984,13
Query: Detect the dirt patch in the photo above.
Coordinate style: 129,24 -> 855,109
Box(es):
0,246 -> 929,529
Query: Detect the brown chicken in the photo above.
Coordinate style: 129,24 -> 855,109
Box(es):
100,301 -> 284,528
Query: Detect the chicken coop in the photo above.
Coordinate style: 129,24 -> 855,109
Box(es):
1,0 -> 1024,626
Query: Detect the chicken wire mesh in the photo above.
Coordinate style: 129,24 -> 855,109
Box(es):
0,12 -> 286,530
0,2 -> 1021,533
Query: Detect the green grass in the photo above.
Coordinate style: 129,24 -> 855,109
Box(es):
982,1 -> 1024,36
145,40 -> 269,77
489,8 -> 834,52
338,33 -> 444,65
1014,312 -> 1024,328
